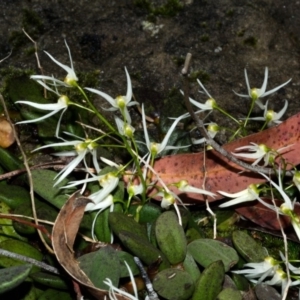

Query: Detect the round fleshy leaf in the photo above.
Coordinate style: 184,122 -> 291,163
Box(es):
188,239 -> 238,272
192,260 -> 224,300
232,231 -> 267,262
153,268 -> 194,300
78,246 -> 120,290
155,211 -> 187,264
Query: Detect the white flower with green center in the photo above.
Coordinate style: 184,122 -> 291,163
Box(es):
141,104 -> 190,166
192,122 -> 220,145
85,67 -> 138,124
115,116 -> 135,139
218,184 -> 260,207
232,256 -> 279,282
247,99 -> 288,127
31,40 -> 78,87
16,95 -> 70,138
233,67 -> 291,109
159,191 -> 176,209
33,134 -> 99,186
259,171 -> 300,241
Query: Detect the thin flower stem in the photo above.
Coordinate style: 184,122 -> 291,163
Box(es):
76,84 -> 117,133
215,105 -> 240,125
244,98 -> 256,127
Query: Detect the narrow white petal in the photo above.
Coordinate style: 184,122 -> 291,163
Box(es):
33,140 -> 80,152
197,79 -> 213,99
16,109 -> 61,125
232,90 -> 250,98
260,67 -> 268,94
85,194 -> 113,212
85,87 -> 116,107
219,194 -> 255,207
218,189 -> 248,198
124,67 -> 132,102
44,50 -> 76,81
54,151 -> 87,186
15,101 -> 65,111
258,172 -> 292,209
274,100 -> 288,120
244,69 -> 251,95
189,97 -> 211,110
261,78 -> 292,97
158,114 -> 185,154
142,104 -> 151,149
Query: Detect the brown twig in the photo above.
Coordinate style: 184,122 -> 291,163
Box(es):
0,93 -> 54,254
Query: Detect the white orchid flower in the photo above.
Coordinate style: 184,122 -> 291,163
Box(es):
33,133 -> 99,186
173,180 -> 216,198
232,256 -> 279,282
115,116 -> 135,139
247,100 -> 288,127
233,143 -> 270,165
15,95 -> 70,138
259,171 -> 300,241
233,142 -> 292,166
218,184 -> 260,207
158,191 -> 176,209
85,67 -> 138,124
141,104 -> 190,165
259,268 -> 289,297
31,40 -> 78,87
233,67 -> 291,109
85,193 -> 115,212
192,122 -> 219,145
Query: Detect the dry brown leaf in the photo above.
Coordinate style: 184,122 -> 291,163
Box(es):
0,118 -> 15,148
52,191 -> 130,299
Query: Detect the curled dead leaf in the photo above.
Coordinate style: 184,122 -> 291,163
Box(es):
0,117 -> 15,148
52,191 -> 130,299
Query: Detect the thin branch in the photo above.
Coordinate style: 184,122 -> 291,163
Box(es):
134,257 -> 159,300
0,249 -> 59,274
0,94 -> 54,254
22,28 -> 47,98
181,53 -> 276,176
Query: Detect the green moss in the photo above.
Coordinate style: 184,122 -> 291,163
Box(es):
172,56 -> 185,67
200,34 -> 209,42
243,36 -> 257,47
189,69 -> 210,83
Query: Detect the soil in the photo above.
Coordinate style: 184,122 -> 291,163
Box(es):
0,0 -> 300,136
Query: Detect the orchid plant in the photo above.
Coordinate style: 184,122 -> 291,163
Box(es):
14,40 -> 300,298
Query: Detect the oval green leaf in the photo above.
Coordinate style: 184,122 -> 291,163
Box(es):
192,260 -> 225,300
188,239 -> 238,272
153,268 -> 194,300
155,211 -> 187,264
78,245 -> 120,290
232,231 -> 267,262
